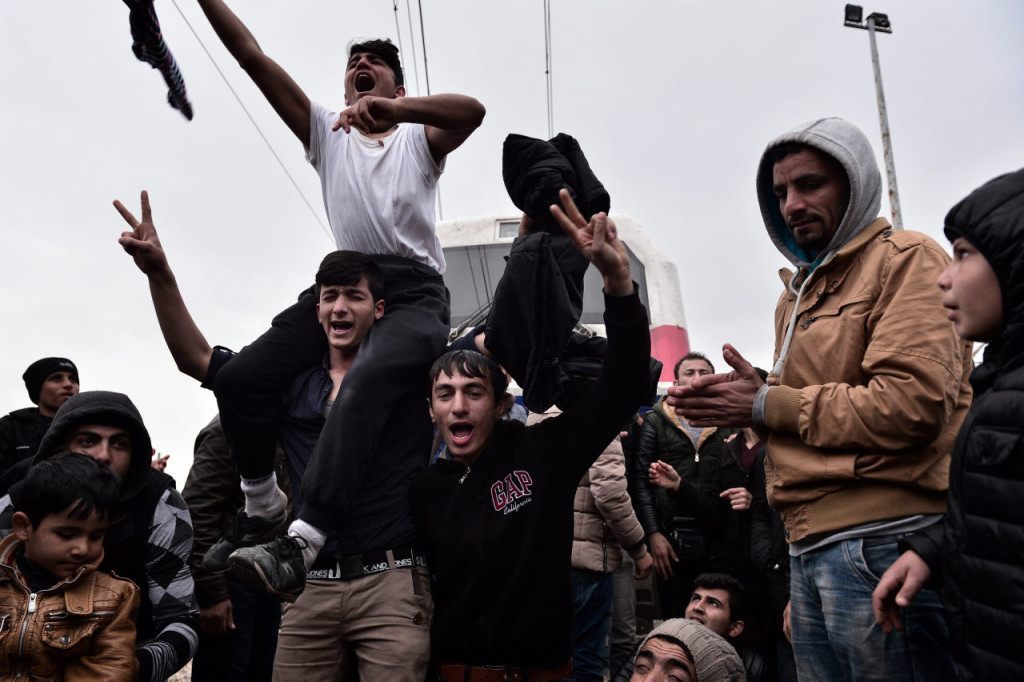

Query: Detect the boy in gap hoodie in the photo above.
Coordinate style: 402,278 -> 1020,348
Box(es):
411,192 -> 651,678
873,168 -> 1024,680
0,453 -> 139,681
670,117 -> 973,680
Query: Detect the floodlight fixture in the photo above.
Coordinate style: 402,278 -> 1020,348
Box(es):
867,12 -> 892,32
844,4 -> 863,26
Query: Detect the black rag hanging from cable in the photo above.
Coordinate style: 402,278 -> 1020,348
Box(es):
122,0 -> 194,120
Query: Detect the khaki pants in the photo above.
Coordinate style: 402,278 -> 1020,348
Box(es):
273,567 -> 432,681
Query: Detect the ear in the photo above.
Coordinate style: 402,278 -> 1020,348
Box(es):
427,397 -> 436,424
394,84 -> 407,98
11,512 -> 32,542
496,392 -> 515,417
374,299 -> 385,320
728,619 -> 745,639
315,301 -> 322,319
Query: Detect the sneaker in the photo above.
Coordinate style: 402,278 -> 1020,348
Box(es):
227,535 -> 307,603
201,509 -> 288,574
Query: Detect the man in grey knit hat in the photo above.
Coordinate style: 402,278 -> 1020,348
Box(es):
625,617 -> 745,681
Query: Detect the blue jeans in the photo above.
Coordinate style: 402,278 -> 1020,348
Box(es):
789,535 -> 955,682
571,568 -> 614,682
609,556 -> 637,679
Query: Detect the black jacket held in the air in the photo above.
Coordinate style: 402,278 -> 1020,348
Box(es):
903,167 -> 1024,681
411,290 -> 651,667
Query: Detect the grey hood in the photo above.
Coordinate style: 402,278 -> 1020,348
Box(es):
756,117 -> 883,271
35,390 -> 154,500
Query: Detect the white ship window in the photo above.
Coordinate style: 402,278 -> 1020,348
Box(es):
496,220 -> 519,240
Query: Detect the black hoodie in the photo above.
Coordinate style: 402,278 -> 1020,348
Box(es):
35,390 -> 157,501
411,291 -> 650,666
903,168 -> 1024,680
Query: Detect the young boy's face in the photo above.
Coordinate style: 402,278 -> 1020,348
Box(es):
315,277 -> 385,353
938,237 -> 1004,342
429,370 -> 509,464
12,507 -> 109,579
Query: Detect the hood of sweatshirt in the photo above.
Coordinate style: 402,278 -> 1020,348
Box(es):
34,391 -> 154,502
943,167 -> 1024,383
756,117 -> 883,271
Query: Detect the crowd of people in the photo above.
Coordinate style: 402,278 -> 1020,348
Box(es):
2,1 -> 1022,680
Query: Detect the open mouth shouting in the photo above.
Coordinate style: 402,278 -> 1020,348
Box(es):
330,319 -> 355,334
354,71 -> 376,93
448,421 -> 475,449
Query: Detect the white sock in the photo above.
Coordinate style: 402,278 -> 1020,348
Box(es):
240,473 -> 286,519
287,519 -> 327,570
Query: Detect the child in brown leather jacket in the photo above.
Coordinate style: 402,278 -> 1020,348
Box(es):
0,452 -> 139,681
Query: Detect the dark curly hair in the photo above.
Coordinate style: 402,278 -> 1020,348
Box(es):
348,38 -> 404,87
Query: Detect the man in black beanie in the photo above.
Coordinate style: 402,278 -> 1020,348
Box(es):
0,357 -> 79,473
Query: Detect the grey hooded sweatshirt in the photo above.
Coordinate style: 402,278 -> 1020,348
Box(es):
754,117 -> 882,380
748,119 -> 973,549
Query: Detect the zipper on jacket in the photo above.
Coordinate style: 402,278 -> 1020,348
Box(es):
45,609 -> 117,621
16,593 -> 37,662
458,466 -> 471,484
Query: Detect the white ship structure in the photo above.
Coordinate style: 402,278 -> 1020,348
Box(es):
438,214 -> 689,395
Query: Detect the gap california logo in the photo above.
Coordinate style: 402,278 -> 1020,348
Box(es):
490,470 -> 535,515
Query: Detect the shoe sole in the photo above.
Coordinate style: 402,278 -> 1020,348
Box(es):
226,551 -> 302,604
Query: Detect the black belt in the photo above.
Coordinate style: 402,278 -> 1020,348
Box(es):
307,546 -> 428,581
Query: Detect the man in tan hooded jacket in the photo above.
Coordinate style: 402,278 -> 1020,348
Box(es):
671,117 -> 972,681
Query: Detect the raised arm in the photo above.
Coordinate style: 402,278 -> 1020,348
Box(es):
196,0 -> 310,143
534,190 -> 651,475
115,191 -> 212,381
333,93 -> 485,162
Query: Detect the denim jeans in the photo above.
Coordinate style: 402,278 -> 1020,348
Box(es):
608,555 -> 637,679
571,568 -> 614,682
789,535 -> 955,681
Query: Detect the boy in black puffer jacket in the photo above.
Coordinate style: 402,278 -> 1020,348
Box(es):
873,167 -> 1024,680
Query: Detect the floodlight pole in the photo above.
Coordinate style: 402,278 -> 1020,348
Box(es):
866,15 -> 902,228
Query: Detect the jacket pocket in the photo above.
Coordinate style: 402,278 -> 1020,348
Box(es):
40,610 -> 111,654
794,296 -> 873,383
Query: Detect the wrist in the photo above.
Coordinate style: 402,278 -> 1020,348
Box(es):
387,97 -> 408,123
147,267 -> 176,287
603,273 -> 633,297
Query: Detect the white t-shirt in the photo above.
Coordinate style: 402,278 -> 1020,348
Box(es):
306,101 -> 446,274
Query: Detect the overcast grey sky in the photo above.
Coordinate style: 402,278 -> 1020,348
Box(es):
2,1 -> 1022,483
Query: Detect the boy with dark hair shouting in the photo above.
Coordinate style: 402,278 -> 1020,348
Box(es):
411,192 -> 652,678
